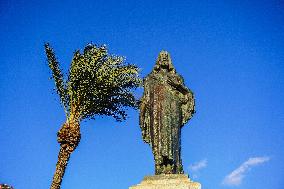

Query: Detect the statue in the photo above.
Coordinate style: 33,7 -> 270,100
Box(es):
139,51 -> 195,175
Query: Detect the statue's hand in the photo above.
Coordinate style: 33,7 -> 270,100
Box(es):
167,78 -> 179,87
167,78 -> 174,86
168,78 -> 189,95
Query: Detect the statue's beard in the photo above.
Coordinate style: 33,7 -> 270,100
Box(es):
159,61 -> 170,71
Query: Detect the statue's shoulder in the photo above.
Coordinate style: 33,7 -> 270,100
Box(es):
171,71 -> 184,81
144,72 -> 159,83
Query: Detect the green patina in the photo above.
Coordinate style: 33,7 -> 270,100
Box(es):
140,51 -> 195,174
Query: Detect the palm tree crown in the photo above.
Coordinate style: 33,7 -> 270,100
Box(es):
44,43 -> 141,122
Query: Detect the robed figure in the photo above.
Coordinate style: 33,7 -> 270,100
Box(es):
140,51 -> 195,174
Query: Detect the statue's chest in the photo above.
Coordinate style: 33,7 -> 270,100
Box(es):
150,81 -> 180,104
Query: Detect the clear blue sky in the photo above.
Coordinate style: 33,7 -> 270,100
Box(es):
0,0 -> 283,188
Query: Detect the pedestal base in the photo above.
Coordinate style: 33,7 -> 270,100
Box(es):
129,174 -> 201,189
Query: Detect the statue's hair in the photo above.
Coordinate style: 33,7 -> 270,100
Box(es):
153,50 -> 176,73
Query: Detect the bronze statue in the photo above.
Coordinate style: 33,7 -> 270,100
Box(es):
140,51 -> 195,174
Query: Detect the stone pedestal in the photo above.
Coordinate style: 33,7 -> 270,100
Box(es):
129,174 -> 201,189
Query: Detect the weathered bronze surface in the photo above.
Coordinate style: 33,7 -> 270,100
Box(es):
140,51 -> 195,174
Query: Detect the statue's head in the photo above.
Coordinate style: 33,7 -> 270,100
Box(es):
154,51 -> 175,73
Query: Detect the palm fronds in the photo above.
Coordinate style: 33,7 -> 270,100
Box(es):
44,43 -> 69,115
44,43 -> 142,122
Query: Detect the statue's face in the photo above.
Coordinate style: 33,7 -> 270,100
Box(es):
158,52 -> 170,69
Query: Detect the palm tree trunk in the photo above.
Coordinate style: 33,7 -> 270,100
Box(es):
50,121 -> 81,189
50,147 -> 71,189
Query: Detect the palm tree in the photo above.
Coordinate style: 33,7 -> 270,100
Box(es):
44,43 -> 141,189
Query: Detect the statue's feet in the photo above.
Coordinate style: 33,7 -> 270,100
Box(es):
176,164 -> 184,174
164,164 -> 174,174
155,165 -> 163,175
155,164 -> 177,174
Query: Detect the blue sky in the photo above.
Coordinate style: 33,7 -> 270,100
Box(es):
0,0 -> 283,188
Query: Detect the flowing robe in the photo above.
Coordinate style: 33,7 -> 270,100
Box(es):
140,69 -> 195,174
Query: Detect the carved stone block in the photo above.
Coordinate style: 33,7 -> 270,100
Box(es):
129,174 -> 201,189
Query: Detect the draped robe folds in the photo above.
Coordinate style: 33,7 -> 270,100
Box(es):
140,68 -> 195,174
